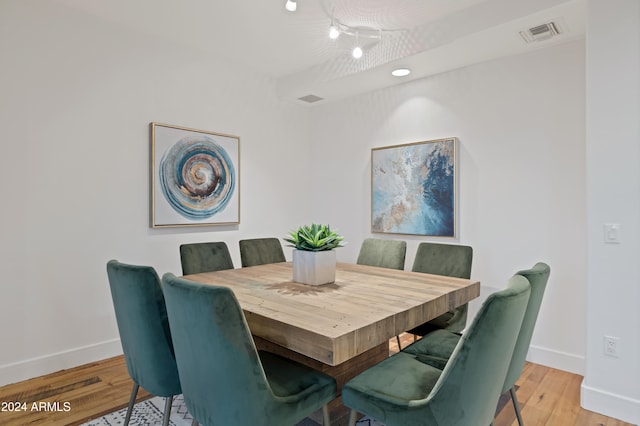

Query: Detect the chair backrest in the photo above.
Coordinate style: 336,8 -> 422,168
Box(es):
105,260 -> 181,397
411,242 -> 473,279
161,273 -> 277,425
179,241 -> 234,275
239,237 -> 286,267
425,275 -> 530,425
356,238 -> 407,270
502,262 -> 551,392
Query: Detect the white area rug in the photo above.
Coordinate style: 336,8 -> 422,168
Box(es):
81,395 -> 192,426
81,394 -> 384,426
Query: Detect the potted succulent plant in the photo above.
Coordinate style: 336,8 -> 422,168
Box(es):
284,223 -> 345,286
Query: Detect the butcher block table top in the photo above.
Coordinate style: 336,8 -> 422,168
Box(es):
185,261 -> 480,366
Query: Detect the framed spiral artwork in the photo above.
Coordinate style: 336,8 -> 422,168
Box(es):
150,123 -> 240,228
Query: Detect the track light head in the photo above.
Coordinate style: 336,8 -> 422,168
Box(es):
285,0 -> 297,12
352,31 -> 363,59
329,25 -> 340,40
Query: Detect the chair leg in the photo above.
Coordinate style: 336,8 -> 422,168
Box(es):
348,409 -> 358,426
162,395 -> 173,426
510,386 -> 524,426
123,383 -> 139,426
322,403 -> 330,425
396,335 -> 402,350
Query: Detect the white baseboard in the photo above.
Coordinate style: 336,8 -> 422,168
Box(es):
527,344 -> 586,376
581,382 -> 640,425
521,346 -> 640,423
0,339 -> 123,387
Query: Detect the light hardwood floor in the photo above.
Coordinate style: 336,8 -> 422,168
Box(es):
0,334 -> 632,426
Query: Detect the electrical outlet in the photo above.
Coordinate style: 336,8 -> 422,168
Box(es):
604,336 -> 620,357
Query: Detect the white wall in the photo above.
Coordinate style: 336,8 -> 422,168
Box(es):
582,1 -> 640,423
0,1 -> 313,385
3,1 -> 637,422
309,41 -> 587,375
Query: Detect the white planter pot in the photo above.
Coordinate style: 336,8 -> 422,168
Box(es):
292,249 -> 336,286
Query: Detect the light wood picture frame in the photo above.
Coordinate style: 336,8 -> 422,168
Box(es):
371,137 -> 457,237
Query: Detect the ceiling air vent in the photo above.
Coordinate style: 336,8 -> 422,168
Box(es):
298,94 -> 324,103
519,21 -> 561,43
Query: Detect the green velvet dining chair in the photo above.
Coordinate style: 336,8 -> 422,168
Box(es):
161,273 -> 338,426
239,237 -> 286,267
180,241 -> 234,275
356,237 -> 407,347
342,274 -> 530,426
105,260 -> 182,426
402,262 -> 551,426
405,242 -> 473,342
356,238 -> 407,271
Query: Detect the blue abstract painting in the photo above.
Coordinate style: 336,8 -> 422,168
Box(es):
152,123 -> 240,228
371,138 -> 456,237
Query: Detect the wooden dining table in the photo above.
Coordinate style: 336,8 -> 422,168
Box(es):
184,261 -> 479,423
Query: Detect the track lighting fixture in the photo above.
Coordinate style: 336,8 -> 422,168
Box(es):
285,0 -> 297,12
328,20 -> 381,59
286,2 -> 391,59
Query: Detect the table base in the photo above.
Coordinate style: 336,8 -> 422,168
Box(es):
254,336 -> 389,425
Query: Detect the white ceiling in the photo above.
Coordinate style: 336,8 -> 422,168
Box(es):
56,0 -> 586,105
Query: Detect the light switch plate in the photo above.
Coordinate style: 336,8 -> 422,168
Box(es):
604,223 -> 621,243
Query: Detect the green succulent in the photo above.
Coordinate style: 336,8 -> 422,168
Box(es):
284,223 -> 345,252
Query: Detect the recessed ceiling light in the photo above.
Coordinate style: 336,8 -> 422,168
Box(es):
392,68 -> 411,77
